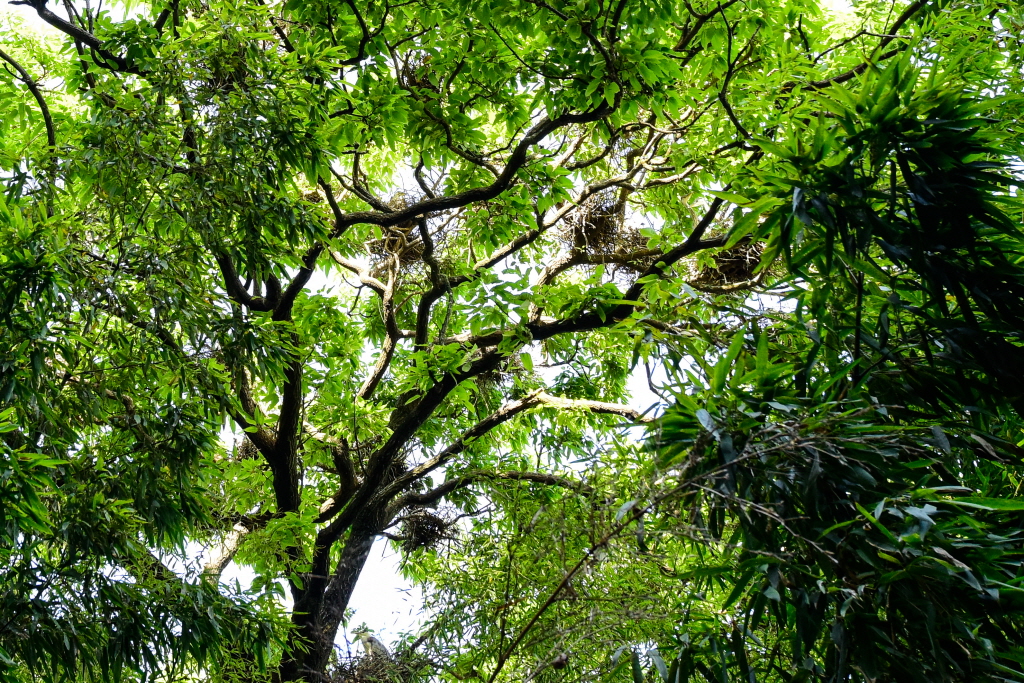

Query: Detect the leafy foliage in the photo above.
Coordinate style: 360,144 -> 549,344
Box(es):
0,0 -> 1022,681
643,53 -> 1024,683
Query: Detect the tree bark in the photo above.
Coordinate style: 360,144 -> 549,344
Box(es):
276,519 -> 381,682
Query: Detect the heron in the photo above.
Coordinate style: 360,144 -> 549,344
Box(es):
354,630 -> 391,660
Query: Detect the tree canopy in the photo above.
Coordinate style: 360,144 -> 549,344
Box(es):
1,0 -> 1023,681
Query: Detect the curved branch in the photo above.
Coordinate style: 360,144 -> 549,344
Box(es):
215,254 -> 280,311
0,47 -> 55,153
799,47 -> 905,91
202,524 -> 249,581
536,248 -> 662,290
534,391 -> 655,422
331,105 -> 613,233
373,390 -> 650,509
358,258 -> 400,400
330,253 -> 386,295
386,470 -> 594,521
314,439 -> 358,523
227,365 -> 276,456
413,216 -> 447,349
12,0 -> 138,73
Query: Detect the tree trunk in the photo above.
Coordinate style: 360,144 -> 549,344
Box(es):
276,521 -> 380,682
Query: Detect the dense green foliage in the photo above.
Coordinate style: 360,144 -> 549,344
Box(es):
636,57 -> 1024,682
1,0 -> 1022,681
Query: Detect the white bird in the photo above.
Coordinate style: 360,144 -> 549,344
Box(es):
355,631 -> 391,659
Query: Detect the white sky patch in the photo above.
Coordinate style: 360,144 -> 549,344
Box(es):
1,3 -> 52,33
819,0 -> 856,22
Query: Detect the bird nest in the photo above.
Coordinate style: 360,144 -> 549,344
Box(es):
559,193 -> 653,275
475,353 -> 528,391
693,239 -> 763,286
368,192 -> 426,267
237,436 -> 258,460
399,51 -> 437,93
398,509 -> 457,553
326,650 -> 429,683
560,193 -> 625,252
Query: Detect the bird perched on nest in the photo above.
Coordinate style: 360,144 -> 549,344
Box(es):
354,630 -> 391,660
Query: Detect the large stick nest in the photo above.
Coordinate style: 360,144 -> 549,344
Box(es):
399,51 -> 437,93
398,508 -> 458,553
559,193 -> 653,274
327,649 -> 431,683
560,193 -> 625,252
475,352 -> 528,391
693,239 -> 763,286
368,192 -> 427,266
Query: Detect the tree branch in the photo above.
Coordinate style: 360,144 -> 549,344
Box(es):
215,254 -> 280,311
227,365 -> 276,455
0,47 -> 55,153
269,358 -> 304,513
373,390 -> 650,509
202,524 -> 249,581
443,201 -> 729,351
330,105 -> 614,234
386,470 -> 593,520
12,0 -> 138,73
358,258 -> 400,400
314,438 -> 358,523
330,253 -> 386,295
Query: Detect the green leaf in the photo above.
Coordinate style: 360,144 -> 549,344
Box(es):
953,497 -> 1024,511
519,352 -> 533,373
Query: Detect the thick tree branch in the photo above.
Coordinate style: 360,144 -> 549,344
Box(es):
536,248 -> 662,290
215,254 -> 280,311
228,365 -> 276,455
534,391 -> 655,422
413,217 -> 446,349
269,359 -> 304,513
12,0 -> 138,73
330,253 -> 386,295
202,524 -> 249,581
314,439 -> 358,523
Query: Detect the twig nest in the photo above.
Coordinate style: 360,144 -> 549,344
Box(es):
559,192 -> 653,274
400,509 -> 456,553
693,239 -> 763,286
561,193 -> 625,252
368,192 -> 428,267
327,648 -> 430,682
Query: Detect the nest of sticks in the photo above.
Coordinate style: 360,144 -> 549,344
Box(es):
399,51 -> 437,93
475,353 -> 528,391
559,193 -> 654,274
398,508 -> 458,553
693,239 -> 763,287
327,649 -> 429,683
368,192 -> 426,266
560,193 -> 624,252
